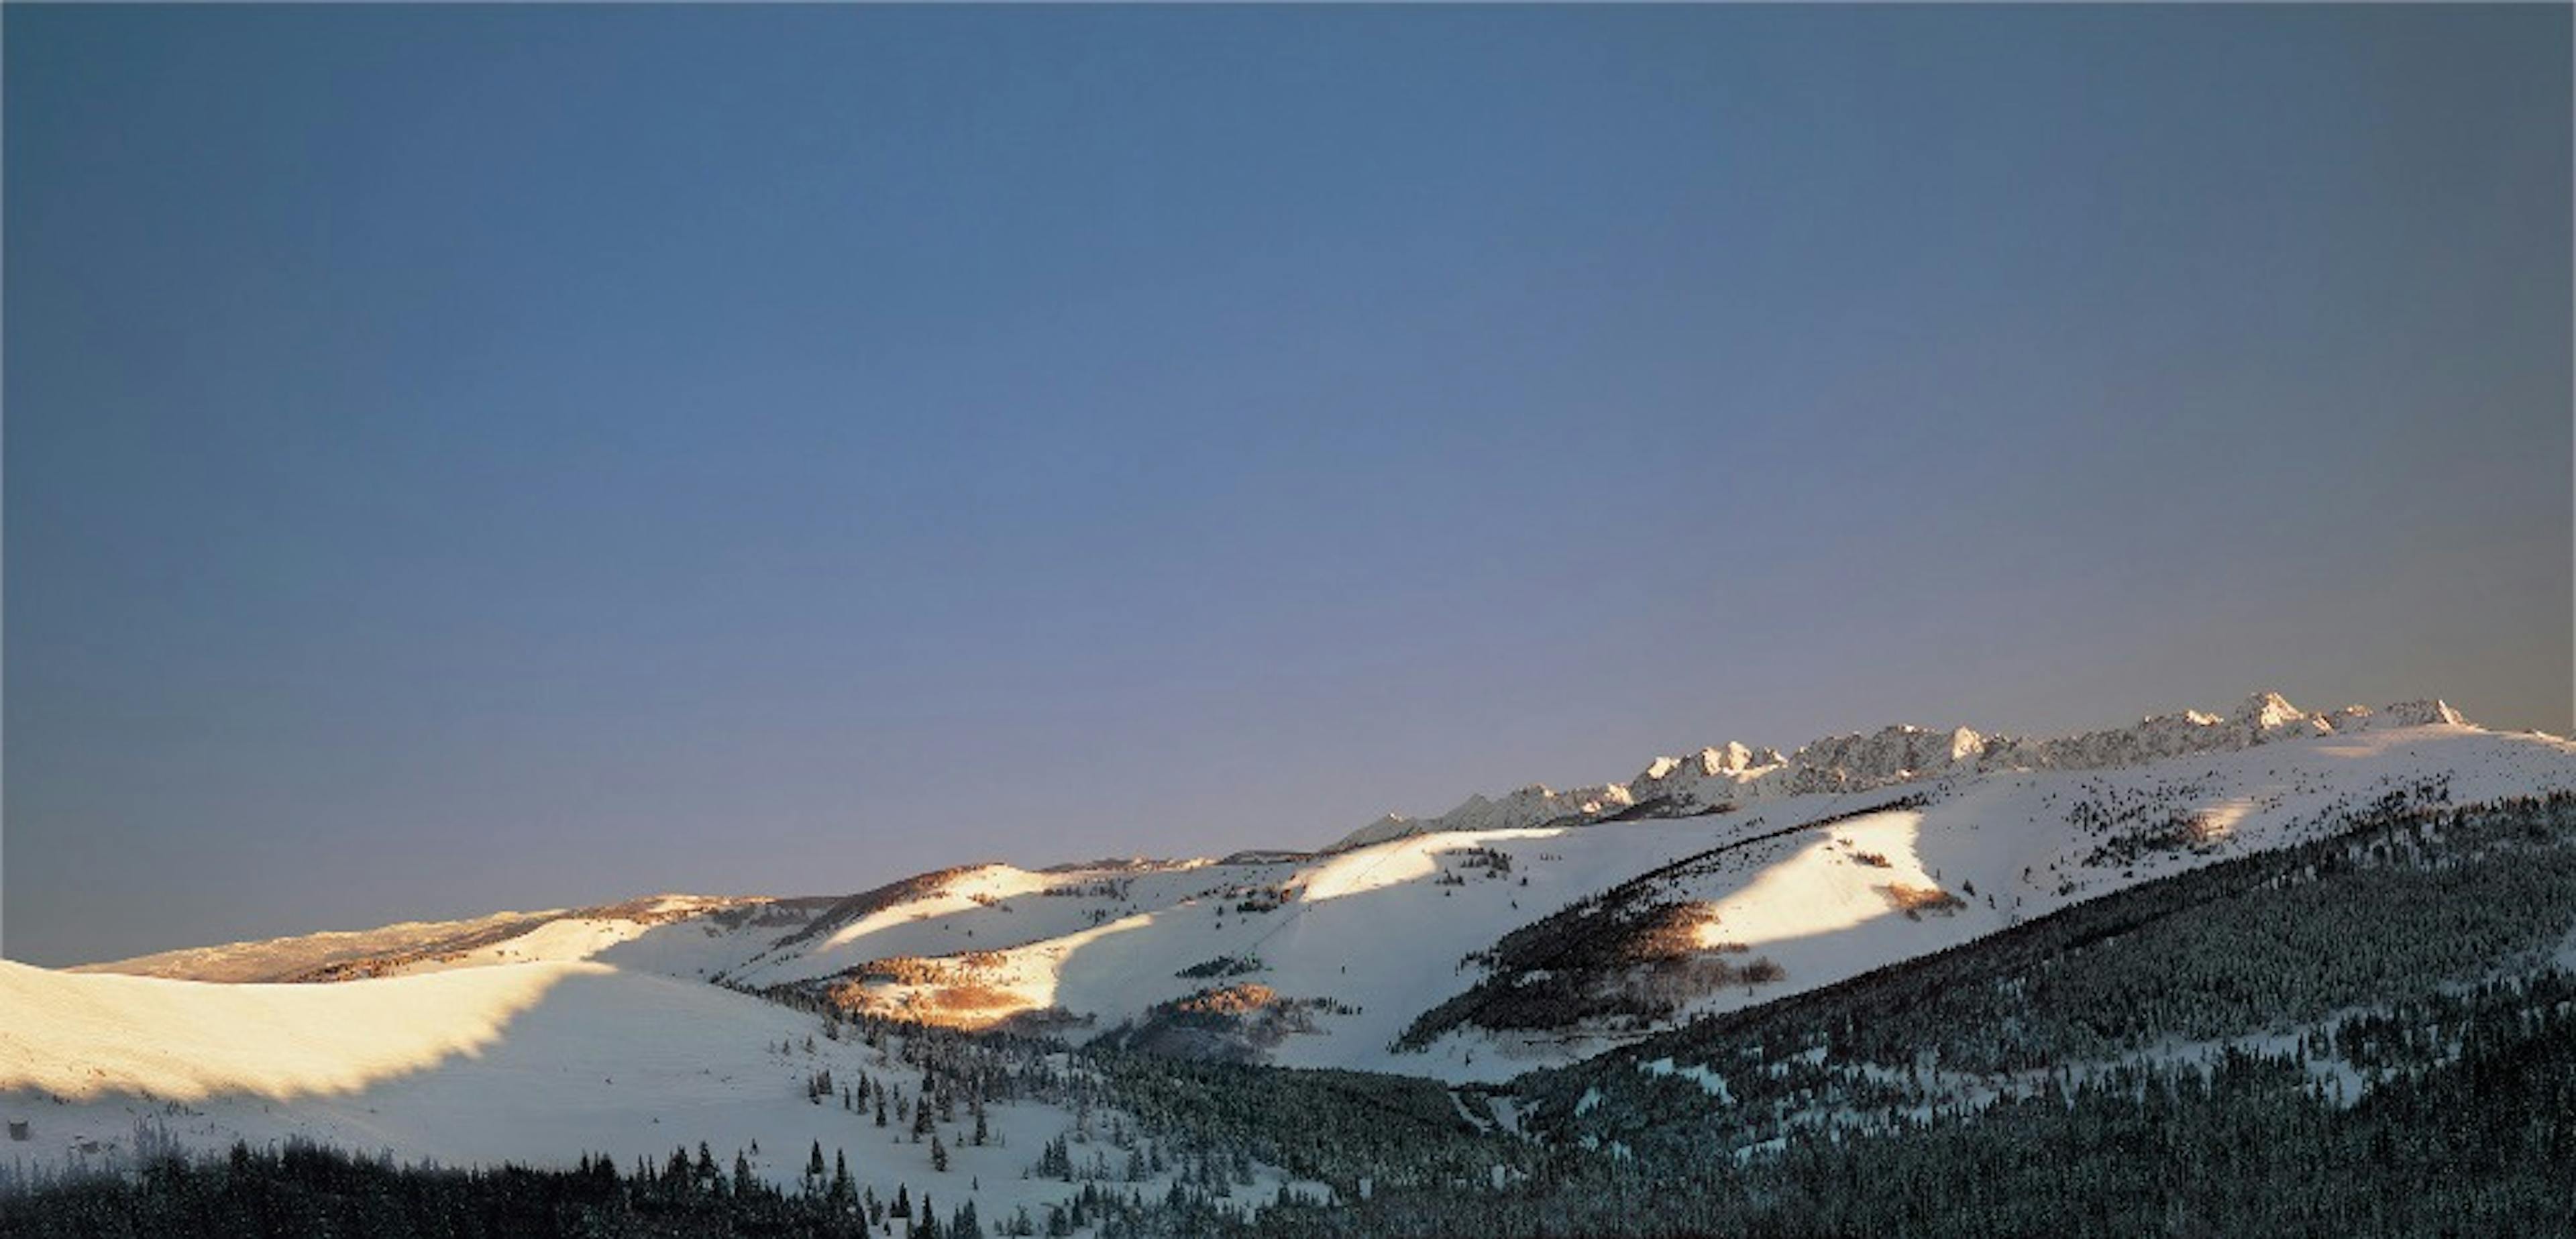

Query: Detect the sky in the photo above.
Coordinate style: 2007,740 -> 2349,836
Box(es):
5,5 -> 2568,967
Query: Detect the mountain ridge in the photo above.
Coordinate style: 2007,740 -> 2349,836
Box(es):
13,685 -> 2575,1233
1332,692 -> 2487,851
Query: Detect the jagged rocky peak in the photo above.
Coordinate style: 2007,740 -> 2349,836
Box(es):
1327,690 -> 2480,851
1787,723 -> 1990,785
1440,783 -> 1635,828
2316,698 -> 2468,733
1334,780 -> 1638,851
2233,690 -> 2328,737
1634,742 -> 1778,790
2379,698 -> 2468,727
1704,741 -> 1765,773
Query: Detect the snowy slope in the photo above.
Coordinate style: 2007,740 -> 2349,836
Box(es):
74,895 -> 835,985
51,695 -> 2576,1095
0,959 -> 1306,1224
701,707 -> 2575,1083
70,909 -> 573,983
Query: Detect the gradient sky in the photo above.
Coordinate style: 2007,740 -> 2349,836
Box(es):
7,5 -> 2568,967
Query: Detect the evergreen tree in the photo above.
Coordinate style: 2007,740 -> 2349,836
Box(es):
831,1149 -> 857,1208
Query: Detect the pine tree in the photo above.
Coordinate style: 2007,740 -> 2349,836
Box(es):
931,1134 -> 950,1173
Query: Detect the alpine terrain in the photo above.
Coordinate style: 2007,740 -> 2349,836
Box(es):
7,691 -> 2575,1236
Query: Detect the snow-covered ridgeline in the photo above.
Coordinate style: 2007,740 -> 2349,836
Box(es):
1334,693 -> 2479,850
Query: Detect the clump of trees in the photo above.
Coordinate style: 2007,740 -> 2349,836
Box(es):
0,1138 -> 1030,1238
1176,955 -> 1266,980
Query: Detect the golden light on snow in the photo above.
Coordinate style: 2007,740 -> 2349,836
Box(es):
1302,827 -> 1568,903
1020,912 -> 1161,1016
0,958 -> 592,1102
1696,812 -> 1936,948
2194,799 -> 2253,845
818,865 -> 1055,954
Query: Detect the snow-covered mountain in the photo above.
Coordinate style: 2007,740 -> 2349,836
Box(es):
1334,693 -> 2483,849
9,690 -> 2571,1219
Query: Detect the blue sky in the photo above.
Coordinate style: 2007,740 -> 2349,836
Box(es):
7,5 -> 2567,965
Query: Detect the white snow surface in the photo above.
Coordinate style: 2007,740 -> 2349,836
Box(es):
0,959 -> 1283,1222
17,692 -> 2573,1187
729,714 -> 2569,1082
1334,692 -> 2497,849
